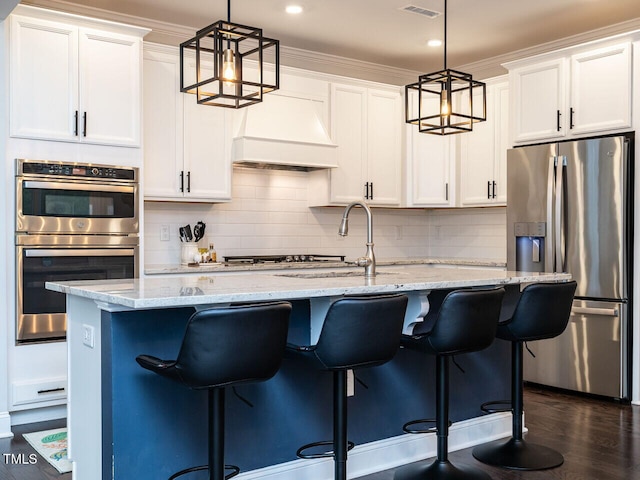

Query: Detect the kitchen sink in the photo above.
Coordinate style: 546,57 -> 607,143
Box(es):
276,271 -> 397,279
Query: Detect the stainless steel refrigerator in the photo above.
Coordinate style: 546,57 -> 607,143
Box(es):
506,133 -> 633,400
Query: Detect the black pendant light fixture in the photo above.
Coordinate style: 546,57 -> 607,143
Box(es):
180,0 -> 280,108
405,0 -> 486,135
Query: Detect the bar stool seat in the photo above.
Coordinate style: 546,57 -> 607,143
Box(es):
472,281 -> 577,471
394,287 -> 505,480
288,294 -> 408,480
136,301 -> 292,480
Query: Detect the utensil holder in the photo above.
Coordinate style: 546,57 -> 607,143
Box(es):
181,242 -> 199,265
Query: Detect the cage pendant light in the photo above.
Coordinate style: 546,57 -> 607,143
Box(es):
405,0 -> 486,134
179,0 -> 280,108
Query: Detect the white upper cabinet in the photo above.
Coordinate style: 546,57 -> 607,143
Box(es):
308,83 -> 402,206
458,78 -> 509,206
10,8 -> 146,147
508,42 -> 632,143
143,44 -> 231,202
405,92 -> 455,207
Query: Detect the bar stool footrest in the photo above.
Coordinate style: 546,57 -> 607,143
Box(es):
480,400 -> 512,414
402,418 -> 451,434
296,440 -> 355,459
168,464 -> 240,480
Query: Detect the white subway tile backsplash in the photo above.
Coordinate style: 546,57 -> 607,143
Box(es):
144,169 -> 507,265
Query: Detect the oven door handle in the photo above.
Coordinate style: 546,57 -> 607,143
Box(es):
23,181 -> 135,194
25,249 -> 135,257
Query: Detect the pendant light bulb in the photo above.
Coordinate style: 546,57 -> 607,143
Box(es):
222,49 -> 236,82
440,87 -> 450,116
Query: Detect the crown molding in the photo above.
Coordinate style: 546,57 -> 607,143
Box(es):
16,0 -> 640,84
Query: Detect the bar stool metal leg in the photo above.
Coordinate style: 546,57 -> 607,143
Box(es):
395,357 -> 492,480
334,370 -> 348,480
472,341 -> 564,470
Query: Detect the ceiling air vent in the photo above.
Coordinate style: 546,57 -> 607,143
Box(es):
400,4 -> 442,19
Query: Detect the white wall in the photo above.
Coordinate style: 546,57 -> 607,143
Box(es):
144,167 -> 507,266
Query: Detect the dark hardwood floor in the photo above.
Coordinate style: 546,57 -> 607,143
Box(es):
1,387 -> 638,479
360,386 -> 640,480
0,418 -> 70,480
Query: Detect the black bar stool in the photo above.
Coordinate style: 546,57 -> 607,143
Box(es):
472,281 -> 577,471
136,301 -> 292,480
288,294 -> 408,480
394,287 -> 505,480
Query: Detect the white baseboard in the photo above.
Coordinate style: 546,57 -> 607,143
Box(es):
236,412 -> 513,480
10,404 -> 67,426
0,412 -> 14,438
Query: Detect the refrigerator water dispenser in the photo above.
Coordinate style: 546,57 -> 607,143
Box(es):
514,222 -> 546,272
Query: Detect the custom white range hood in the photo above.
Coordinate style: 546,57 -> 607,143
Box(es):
232,94 -> 337,170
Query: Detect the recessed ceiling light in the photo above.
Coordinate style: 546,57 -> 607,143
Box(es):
427,39 -> 442,47
286,5 -> 303,14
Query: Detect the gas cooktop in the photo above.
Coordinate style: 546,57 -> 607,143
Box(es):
223,254 -> 345,264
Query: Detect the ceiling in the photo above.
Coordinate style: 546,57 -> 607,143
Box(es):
17,0 -> 640,82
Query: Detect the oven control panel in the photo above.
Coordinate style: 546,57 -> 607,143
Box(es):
18,159 -> 137,181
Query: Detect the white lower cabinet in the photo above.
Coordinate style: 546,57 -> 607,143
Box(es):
143,44 -> 231,202
308,83 -> 402,206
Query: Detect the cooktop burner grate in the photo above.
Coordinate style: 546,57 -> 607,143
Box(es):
224,254 -> 345,264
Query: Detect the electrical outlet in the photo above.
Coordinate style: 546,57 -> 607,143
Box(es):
347,369 -> 355,397
82,324 -> 95,348
160,225 -> 170,241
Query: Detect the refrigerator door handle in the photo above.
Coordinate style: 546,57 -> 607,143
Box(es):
573,306 -> 619,317
545,156 -> 556,273
555,156 -> 566,272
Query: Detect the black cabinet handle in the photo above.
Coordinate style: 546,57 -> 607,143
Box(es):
445,182 -> 449,201
492,181 -> 497,199
187,171 -> 191,193
370,182 -> 373,200
180,171 -> 184,192
74,111 -> 78,136
364,182 -> 369,200
82,112 -> 87,137
38,387 -> 65,394
487,181 -> 491,199
556,110 -> 561,132
569,107 -> 575,129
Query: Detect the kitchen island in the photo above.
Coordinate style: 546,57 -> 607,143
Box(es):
47,266 -> 570,480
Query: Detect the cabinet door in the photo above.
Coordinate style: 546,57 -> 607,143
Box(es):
570,43 -> 632,135
493,82 -> 510,204
330,84 -> 367,204
511,58 -> 566,143
143,48 -> 184,199
459,81 -> 509,206
366,89 -> 402,206
183,96 -> 231,201
459,87 -> 496,206
79,28 -> 141,146
10,15 -> 79,141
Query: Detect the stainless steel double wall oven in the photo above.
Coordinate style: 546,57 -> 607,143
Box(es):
16,159 -> 139,343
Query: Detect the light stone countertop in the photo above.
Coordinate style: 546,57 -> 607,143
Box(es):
47,265 -> 569,310
144,257 -> 506,275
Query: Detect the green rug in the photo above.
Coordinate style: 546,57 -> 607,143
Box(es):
23,428 -> 72,474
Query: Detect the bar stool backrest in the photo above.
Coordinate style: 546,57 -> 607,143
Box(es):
173,302 -> 292,389
313,294 -> 408,370
502,281 -> 577,341
428,287 -> 505,355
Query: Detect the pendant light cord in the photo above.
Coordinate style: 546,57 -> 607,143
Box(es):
443,0 -> 447,70
227,0 -> 231,23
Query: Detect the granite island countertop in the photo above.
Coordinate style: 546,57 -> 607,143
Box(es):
48,265 -> 568,310
144,257 -> 506,275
